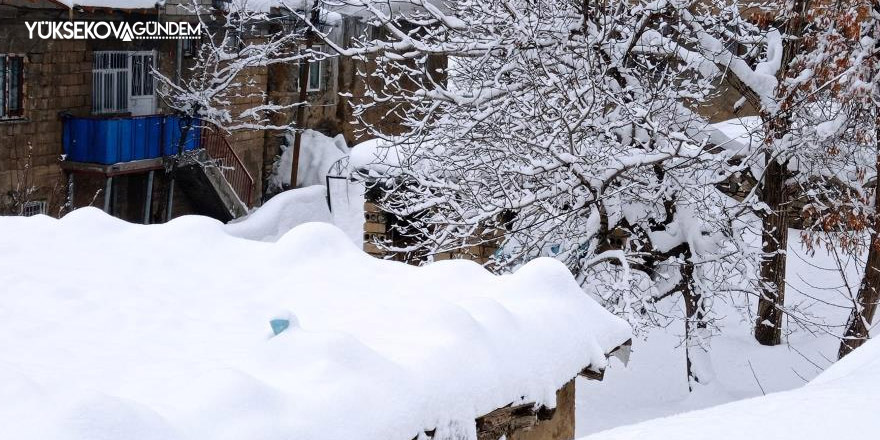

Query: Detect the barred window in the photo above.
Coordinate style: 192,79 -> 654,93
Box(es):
0,55 -> 24,119
92,51 -> 129,114
21,200 -> 47,217
130,53 -> 154,97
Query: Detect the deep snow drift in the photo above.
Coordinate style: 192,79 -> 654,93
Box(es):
0,209 -> 631,440
267,130 -> 365,245
225,185 -> 332,242
576,228 -> 861,435
580,336 -> 880,440
268,130 -> 350,189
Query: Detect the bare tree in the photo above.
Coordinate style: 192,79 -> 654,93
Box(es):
155,0 -> 327,159
313,0 -> 762,389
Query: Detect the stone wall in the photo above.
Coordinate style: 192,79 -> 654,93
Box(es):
0,7 -> 413,219
475,380 -> 576,440
362,197 -> 500,264
0,13 -> 89,215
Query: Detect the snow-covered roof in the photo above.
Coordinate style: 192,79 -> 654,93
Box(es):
350,137 -> 403,177
581,337 -> 880,440
0,209 -> 631,440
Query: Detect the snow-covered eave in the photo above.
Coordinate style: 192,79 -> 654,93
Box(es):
453,339 -> 633,440
579,339 -> 633,381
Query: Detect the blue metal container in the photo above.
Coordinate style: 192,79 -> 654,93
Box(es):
62,115 -> 202,165
161,116 -> 201,156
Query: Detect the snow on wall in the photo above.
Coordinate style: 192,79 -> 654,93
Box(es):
225,185 -> 332,242
0,209 -> 631,440
266,131 -> 365,246
350,137 -> 403,177
580,338 -> 880,440
269,129 -> 350,190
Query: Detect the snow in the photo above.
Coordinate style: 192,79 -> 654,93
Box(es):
326,176 -> 366,246
269,130 -> 350,189
228,0 -> 344,22
350,137 -> 403,177
710,116 -> 763,153
225,185 -> 331,242
580,336 -> 880,440
0,209 -> 631,440
576,229 -> 861,437
266,130 -> 365,246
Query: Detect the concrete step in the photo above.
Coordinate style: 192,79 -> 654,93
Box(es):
172,150 -> 249,222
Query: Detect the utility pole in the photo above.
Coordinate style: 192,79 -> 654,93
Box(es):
288,0 -> 322,189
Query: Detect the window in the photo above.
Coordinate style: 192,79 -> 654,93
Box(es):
130,53 -> 154,98
21,200 -> 47,217
0,55 -> 24,119
181,38 -> 195,57
92,51 -> 156,115
306,47 -> 322,92
92,51 -> 129,114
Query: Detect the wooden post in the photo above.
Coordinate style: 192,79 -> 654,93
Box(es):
66,173 -> 75,213
143,170 -> 154,224
288,0 -> 322,189
103,176 -> 113,214
165,177 -> 175,222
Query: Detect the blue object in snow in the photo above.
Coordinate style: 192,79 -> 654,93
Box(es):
549,243 -> 561,255
270,319 -> 290,336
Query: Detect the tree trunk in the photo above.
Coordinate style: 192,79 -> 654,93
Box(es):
837,0 -> 880,360
680,247 -> 709,391
752,0 -> 810,347
755,149 -> 789,346
839,143 -> 880,358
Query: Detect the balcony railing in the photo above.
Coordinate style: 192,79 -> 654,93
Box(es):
62,114 -> 201,164
200,122 -> 255,207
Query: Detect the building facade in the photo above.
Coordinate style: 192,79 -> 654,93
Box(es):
0,0 -> 373,222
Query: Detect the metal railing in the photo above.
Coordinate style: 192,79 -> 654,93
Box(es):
200,123 -> 255,207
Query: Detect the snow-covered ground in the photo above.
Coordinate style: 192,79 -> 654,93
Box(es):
0,208 -> 631,440
264,129 -> 365,245
576,229 -> 858,436
580,333 -> 880,440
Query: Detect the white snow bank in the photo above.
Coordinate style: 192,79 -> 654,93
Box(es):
581,337 -> 880,440
225,185 -> 331,241
0,209 -> 631,440
710,116 -> 762,154
350,137 -> 405,177
269,129 -> 349,190
265,130 -> 365,245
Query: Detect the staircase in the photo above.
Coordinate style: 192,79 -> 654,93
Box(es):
174,123 -> 254,222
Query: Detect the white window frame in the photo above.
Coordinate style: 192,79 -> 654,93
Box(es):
0,53 -> 25,120
92,50 -> 158,115
92,51 -> 130,114
129,51 -> 155,99
306,46 -> 323,92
